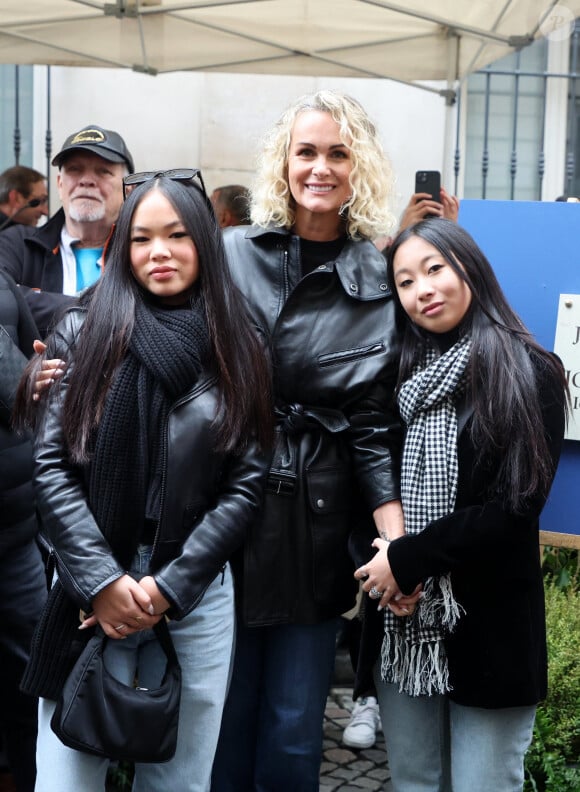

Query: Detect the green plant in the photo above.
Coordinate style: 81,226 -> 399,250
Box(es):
541,546 -> 579,590
524,580 -> 580,791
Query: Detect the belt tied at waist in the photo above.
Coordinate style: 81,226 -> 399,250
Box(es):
274,403 -> 349,434
267,403 -> 350,496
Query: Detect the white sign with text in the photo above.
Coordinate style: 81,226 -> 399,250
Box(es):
554,294 -> 580,441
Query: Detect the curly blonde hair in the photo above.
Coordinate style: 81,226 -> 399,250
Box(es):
250,90 -> 396,240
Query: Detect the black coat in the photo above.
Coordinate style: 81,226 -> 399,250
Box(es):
224,225 -> 402,626
355,351 -> 566,708
0,209 -> 77,337
0,270 -> 39,551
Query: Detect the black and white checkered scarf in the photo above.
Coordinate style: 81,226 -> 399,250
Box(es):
380,334 -> 471,696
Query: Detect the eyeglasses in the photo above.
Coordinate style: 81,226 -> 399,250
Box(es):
26,196 -> 49,208
122,168 -> 208,201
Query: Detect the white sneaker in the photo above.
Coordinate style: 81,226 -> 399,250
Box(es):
342,695 -> 380,749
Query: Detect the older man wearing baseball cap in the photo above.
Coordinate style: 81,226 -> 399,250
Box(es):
0,124 -> 134,337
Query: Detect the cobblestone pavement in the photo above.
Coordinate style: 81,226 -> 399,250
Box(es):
320,687 -> 393,792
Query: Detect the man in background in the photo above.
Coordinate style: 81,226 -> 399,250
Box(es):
0,166 -> 48,232
211,184 -> 250,228
0,125 -> 134,337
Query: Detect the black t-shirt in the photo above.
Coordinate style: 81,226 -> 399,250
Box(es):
299,235 -> 347,278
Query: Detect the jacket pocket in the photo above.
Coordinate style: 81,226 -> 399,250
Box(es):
318,342 -> 385,368
306,468 -> 356,611
306,468 -> 350,514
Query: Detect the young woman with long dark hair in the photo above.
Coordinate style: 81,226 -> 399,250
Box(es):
19,171 -> 272,792
355,218 -> 568,792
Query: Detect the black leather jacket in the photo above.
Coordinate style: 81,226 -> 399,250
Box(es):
224,225 -> 402,626
34,310 -> 268,620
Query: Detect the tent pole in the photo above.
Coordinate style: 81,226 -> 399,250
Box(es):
442,33 -> 459,192
13,65 -> 20,164
45,66 -> 52,207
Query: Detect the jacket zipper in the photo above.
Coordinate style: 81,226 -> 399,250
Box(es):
282,244 -> 290,303
150,416 -> 169,565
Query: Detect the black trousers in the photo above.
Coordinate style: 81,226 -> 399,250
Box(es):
0,537 -> 46,792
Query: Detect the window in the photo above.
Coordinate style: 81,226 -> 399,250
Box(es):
0,65 -> 35,171
464,39 -> 548,200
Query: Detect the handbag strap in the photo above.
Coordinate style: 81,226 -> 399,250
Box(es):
152,618 -> 179,668
94,617 -> 179,669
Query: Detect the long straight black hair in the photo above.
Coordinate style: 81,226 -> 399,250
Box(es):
59,175 -> 272,462
386,218 -> 568,512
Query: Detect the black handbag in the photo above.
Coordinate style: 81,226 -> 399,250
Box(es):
50,617 -> 182,763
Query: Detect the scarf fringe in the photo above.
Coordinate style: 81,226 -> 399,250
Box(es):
380,630 -> 452,697
418,575 -> 463,631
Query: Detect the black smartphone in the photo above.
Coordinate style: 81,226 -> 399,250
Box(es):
414,170 -> 441,202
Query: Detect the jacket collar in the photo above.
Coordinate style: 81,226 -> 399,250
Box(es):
22,208 -> 67,253
334,238 -> 391,301
244,224 -> 391,301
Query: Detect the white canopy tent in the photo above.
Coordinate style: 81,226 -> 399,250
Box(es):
1,0 -> 579,98
1,0 -> 579,203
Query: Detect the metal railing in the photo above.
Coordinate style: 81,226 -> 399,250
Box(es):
457,21 -> 580,200
8,63 -> 53,204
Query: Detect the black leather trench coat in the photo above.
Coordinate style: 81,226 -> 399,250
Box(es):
224,225 -> 402,626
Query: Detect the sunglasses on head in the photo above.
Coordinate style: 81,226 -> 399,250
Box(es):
122,168 -> 208,201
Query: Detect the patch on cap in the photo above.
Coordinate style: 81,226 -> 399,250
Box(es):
70,129 -> 106,145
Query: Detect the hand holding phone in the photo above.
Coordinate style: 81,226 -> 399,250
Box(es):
398,172 -> 457,231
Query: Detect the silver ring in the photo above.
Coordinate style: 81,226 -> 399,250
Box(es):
114,624 -> 126,632
369,587 -> 382,600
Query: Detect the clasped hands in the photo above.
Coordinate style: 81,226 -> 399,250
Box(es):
80,574 -> 169,639
355,538 -> 422,616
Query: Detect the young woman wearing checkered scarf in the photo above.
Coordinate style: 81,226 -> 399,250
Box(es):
355,219 -> 568,792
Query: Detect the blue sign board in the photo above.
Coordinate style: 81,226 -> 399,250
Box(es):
459,200 -> 579,538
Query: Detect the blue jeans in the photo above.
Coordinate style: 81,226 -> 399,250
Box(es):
35,547 -> 235,792
211,618 -> 338,792
374,676 -> 536,792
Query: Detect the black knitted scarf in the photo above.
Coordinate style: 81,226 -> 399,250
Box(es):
88,297 -> 210,566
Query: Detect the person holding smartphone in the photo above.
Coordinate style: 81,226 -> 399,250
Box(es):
400,184 -> 459,228
372,179 -> 459,254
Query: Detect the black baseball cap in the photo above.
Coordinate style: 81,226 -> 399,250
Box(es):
52,125 -> 134,173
